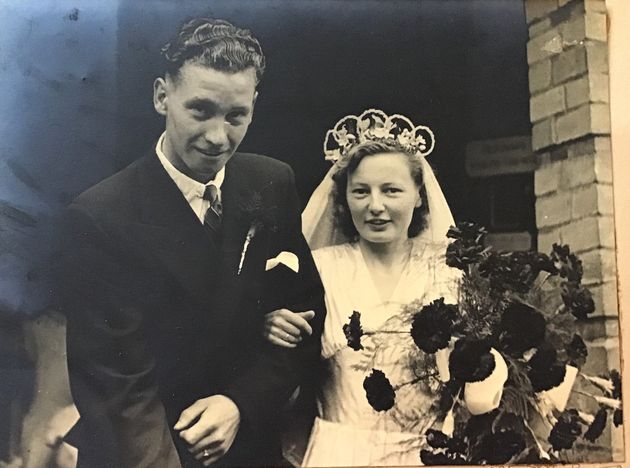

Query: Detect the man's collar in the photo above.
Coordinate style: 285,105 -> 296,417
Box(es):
155,132 -> 226,204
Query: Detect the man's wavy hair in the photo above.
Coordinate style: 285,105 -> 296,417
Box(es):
161,18 -> 265,83
332,140 -> 429,240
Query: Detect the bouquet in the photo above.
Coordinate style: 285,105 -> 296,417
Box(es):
343,222 -> 622,464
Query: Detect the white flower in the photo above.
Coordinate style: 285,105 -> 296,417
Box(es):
325,148 -> 342,162
397,129 -> 414,147
463,348 -> 508,415
237,224 -> 258,275
335,125 -> 356,147
582,374 -> 615,395
442,409 -> 455,437
594,395 -> 622,410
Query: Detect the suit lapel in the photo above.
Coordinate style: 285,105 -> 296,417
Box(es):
219,155 -> 270,278
127,154 -> 222,307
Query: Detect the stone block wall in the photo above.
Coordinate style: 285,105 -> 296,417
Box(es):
526,0 -> 621,460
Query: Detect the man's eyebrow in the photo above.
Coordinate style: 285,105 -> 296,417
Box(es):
185,98 -> 249,113
185,97 -> 217,107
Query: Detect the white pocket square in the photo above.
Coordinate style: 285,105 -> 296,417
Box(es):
265,251 -> 299,273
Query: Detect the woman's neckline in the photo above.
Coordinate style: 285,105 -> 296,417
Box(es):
356,240 -> 414,304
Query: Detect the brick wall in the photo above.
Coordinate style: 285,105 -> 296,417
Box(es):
526,0 -> 621,460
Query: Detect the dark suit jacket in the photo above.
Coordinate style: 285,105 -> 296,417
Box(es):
56,151 -> 325,467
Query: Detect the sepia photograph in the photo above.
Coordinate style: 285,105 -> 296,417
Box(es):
0,0 -> 627,467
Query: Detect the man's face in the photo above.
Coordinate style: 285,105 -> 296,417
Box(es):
154,63 -> 258,182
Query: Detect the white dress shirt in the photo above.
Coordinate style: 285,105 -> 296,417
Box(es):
155,132 -> 226,223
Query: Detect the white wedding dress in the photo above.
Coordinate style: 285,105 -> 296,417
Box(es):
300,240 -> 460,467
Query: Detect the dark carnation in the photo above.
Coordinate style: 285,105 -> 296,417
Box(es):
566,334 -> 588,368
420,449 -> 467,466
342,311 -> 364,351
550,243 -> 583,284
614,409 -> 623,427
447,435 -> 468,454
583,408 -> 607,442
449,338 -> 495,383
445,222 -> 488,270
472,430 -> 526,465
363,369 -> 396,412
518,447 -> 546,464
411,298 -> 458,353
425,429 -> 449,449
238,190 -> 278,232
479,251 -> 555,293
610,369 -> 622,400
464,410 -> 500,442
527,343 -> 567,392
498,302 -> 546,357
561,282 -> 595,320
548,409 -> 583,451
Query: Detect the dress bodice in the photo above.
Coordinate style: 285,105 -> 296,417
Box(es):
312,241 -> 460,433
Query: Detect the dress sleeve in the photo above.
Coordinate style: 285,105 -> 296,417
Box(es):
312,246 -> 353,359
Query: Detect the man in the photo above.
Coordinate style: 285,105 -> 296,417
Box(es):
57,18 -> 324,467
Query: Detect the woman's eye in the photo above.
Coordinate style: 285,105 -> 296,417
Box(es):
384,187 -> 402,194
351,188 -> 368,196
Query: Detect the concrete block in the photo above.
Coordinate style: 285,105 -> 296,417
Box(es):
561,16 -> 587,46
569,136 -> 597,157
594,146 -> 613,183
529,59 -> 553,93
598,215 -> 615,248
561,216 -> 599,252
585,40 -> 609,73
585,0 -> 608,13
564,75 -> 590,109
597,183 -> 614,215
572,184 -> 599,219
529,17 -> 553,38
559,153 -> 593,188
535,160 -> 561,196
532,118 -> 557,150
585,72 -> 610,104
580,247 -> 617,284
530,85 -> 566,121
538,226 -> 562,253
555,103 -> 609,144
590,102 -> 611,133
527,27 -> 563,64
526,0 -> 560,23
556,103 -> 591,143
565,72 -> 609,109
585,12 -> 608,42
571,183 -> 612,219
561,12 -> 607,45
552,44 -> 588,84
590,280 -> 619,316
536,190 -> 572,228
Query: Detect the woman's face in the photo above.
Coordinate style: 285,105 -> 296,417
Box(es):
346,152 -> 422,246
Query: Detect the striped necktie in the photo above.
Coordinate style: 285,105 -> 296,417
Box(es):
203,184 -> 222,237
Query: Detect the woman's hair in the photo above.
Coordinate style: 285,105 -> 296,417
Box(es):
161,18 -> 265,84
332,139 -> 429,239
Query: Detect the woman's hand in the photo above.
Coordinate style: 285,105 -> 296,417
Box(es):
263,309 -> 315,348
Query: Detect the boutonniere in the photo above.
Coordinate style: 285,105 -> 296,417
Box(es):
237,189 -> 278,275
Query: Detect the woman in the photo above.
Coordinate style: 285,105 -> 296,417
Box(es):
265,110 -> 460,466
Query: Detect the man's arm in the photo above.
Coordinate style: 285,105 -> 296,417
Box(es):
221,164 -> 325,437
58,204 -> 181,468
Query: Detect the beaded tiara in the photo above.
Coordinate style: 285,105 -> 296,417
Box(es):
323,109 -> 435,163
